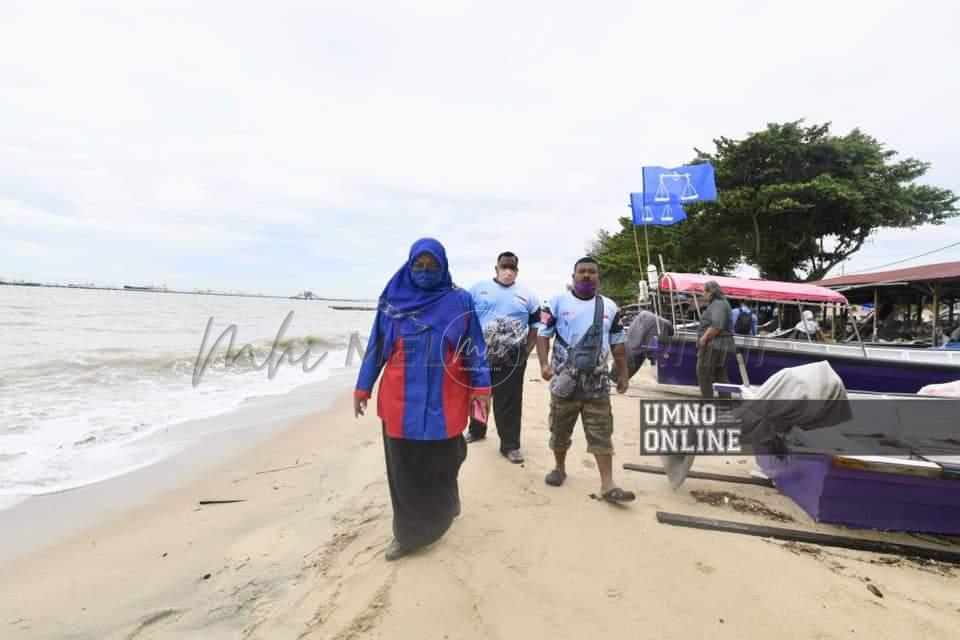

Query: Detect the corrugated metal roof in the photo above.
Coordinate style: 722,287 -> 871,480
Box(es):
814,261 -> 960,288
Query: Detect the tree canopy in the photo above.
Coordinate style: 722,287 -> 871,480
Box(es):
592,120 -> 958,300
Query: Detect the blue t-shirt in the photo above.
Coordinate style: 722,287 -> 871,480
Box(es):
731,306 -> 758,336
469,279 -> 540,361
539,291 -> 626,398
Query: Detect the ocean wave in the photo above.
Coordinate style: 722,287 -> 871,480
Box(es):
11,333 -> 354,382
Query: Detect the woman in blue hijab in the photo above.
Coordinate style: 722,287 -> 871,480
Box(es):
355,238 -> 492,560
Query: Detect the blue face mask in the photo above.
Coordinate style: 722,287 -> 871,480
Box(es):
411,269 -> 443,289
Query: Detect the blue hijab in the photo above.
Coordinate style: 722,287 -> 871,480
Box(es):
377,238 -> 468,357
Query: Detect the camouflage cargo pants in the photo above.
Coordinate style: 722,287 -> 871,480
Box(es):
548,394 -> 615,455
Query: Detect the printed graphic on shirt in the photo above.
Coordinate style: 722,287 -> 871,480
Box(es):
539,292 -> 625,398
469,280 -> 540,365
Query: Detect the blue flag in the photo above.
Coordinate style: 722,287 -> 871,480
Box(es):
642,162 -> 717,206
630,192 -> 686,226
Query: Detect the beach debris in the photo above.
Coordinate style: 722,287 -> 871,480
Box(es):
656,511 -> 960,565
198,499 -> 246,505
255,462 -> 312,476
161,552 -> 167,558
202,573 -> 211,580
690,490 -> 795,523
867,584 -> 883,598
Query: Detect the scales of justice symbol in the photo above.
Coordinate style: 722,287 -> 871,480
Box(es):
643,171 -> 699,222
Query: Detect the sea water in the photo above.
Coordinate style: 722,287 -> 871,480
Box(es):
0,286 -> 374,510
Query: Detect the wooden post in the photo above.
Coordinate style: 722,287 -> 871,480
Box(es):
933,282 -> 941,345
949,297 -> 955,339
831,303 -> 837,342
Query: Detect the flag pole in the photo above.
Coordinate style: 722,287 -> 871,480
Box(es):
631,223 -> 644,271
642,219 -> 652,273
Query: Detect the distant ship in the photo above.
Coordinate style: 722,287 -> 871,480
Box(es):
124,284 -> 168,292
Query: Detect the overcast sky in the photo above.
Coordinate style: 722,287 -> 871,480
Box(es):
1,0 -> 958,300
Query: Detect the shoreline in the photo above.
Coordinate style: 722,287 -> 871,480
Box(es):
1,365 -> 958,639
0,373 -> 354,568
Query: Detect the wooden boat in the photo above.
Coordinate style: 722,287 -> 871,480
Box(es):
652,273 -> 960,394
715,381 -> 960,534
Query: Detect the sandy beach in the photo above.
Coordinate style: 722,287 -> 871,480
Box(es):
1,364 -> 957,640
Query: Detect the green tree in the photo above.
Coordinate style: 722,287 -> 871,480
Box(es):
592,120 -> 958,290
589,214 -> 740,303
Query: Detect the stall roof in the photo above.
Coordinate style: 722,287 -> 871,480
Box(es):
814,261 -> 960,288
659,273 -> 848,304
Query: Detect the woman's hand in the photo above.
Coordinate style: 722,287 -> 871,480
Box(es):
541,364 -> 555,381
354,395 -> 368,417
470,392 -> 491,417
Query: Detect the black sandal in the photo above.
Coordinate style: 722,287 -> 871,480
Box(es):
544,469 -> 567,486
601,487 -> 636,503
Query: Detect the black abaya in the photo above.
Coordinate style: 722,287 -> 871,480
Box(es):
381,423 -> 467,550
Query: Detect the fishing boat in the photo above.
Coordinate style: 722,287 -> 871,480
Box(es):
651,272 -> 960,394
714,379 -> 960,534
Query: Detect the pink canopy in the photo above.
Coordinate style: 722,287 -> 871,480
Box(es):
659,273 -> 848,304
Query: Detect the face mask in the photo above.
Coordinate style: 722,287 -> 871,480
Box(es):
574,280 -> 597,297
496,268 -> 517,285
411,269 -> 443,289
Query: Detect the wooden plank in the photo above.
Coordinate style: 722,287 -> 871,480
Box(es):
656,511 -> 960,564
832,455 -> 944,478
623,463 -> 775,487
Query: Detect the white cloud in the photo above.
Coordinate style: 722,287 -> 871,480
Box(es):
1,0 -> 958,298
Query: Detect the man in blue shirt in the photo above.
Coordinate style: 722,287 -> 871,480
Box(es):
467,252 -> 541,463
731,301 -> 758,336
536,257 -> 635,503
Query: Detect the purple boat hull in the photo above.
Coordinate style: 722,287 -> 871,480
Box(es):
755,453 -> 960,534
654,334 -> 960,394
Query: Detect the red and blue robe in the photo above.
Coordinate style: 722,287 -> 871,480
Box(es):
355,288 -> 491,440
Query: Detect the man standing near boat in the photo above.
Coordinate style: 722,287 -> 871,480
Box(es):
536,257 -> 635,503
466,252 -> 541,463
696,281 -> 735,399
